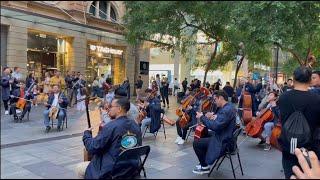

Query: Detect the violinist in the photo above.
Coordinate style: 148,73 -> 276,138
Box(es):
193,90 -> 236,175
257,91 -> 280,151
138,88 -> 162,134
9,82 -> 33,122
174,97 -> 200,145
43,85 -> 69,132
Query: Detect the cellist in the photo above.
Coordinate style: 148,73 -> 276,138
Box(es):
10,82 -> 33,122
256,91 -> 280,151
174,102 -> 199,145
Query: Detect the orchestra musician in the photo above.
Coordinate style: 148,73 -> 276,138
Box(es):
174,98 -> 200,145
256,91 -> 280,151
138,88 -> 162,134
43,84 -> 69,132
75,97 -> 142,179
193,90 -> 236,175
101,86 -> 139,125
9,82 -> 33,122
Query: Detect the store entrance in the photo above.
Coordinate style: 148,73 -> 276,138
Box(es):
27,31 -> 67,80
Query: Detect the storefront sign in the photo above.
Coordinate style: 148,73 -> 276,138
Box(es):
89,45 -> 123,55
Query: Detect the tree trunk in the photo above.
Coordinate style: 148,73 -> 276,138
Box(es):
203,41 -> 218,86
233,55 -> 245,89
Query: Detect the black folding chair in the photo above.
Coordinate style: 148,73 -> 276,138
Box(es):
142,112 -> 167,139
208,128 -> 244,179
111,145 -> 151,179
185,124 -> 197,143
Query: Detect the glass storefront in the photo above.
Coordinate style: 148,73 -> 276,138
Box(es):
86,43 -> 125,84
27,31 -> 67,79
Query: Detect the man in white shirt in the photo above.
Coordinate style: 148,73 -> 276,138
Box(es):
173,78 -> 180,96
43,85 -> 69,132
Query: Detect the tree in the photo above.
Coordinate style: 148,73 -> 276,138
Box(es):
236,1 -> 320,69
123,2 -> 238,86
123,2 -> 282,88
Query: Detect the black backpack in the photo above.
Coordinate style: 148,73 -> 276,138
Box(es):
280,108 -> 312,154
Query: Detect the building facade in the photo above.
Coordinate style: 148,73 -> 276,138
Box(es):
0,1 -> 150,95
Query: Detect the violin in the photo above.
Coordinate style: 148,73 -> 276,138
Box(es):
135,93 -> 153,124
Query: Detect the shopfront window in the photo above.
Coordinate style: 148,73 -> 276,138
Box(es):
86,43 -> 125,84
27,31 -> 67,80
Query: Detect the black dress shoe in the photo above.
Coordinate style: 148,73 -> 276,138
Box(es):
14,116 -> 19,122
19,116 -> 23,123
45,126 -> 51,133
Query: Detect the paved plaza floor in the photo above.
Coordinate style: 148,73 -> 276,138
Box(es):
1,96 -> 285,179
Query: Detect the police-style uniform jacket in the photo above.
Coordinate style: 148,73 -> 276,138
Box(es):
83,116 -> 142,179
199,102 -> 236,165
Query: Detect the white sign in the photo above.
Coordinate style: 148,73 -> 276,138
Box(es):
90,45 -> 123,55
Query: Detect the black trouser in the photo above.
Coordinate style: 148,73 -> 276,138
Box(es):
10,103 -> 31,118
183,86 -> 187,93
176,119 -> 192,140
193,137 -> 211,167
3,99 -> 9,111
162,95 -> 169,106
282,152 -> 299,179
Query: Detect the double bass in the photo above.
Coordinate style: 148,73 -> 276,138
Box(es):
241,83 -> 253,125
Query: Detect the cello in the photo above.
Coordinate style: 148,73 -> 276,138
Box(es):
194,88 -> 214,140
270,123 -> 282,151
16,81 -> 36,109
245,108 -> 274,138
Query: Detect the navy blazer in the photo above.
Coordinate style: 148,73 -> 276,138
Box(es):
46,92 -> 68,114
200,102 -> 236,165
83,116 -> 142,179
146,97 -> 162,133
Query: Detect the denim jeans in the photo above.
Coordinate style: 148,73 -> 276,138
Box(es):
43,109 -> 65,127
141,117 -> 151,133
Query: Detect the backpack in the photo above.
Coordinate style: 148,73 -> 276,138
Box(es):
279,109 -> 312,154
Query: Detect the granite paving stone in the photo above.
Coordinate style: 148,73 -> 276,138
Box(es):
1,96 -> 285,179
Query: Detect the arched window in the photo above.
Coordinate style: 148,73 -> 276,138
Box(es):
88,1 -> 118,22
89,1 -> 96,15
110,6 -> 117,21
99,1 -> 107,20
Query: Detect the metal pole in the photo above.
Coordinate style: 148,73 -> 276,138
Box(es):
275,46 -> 279,84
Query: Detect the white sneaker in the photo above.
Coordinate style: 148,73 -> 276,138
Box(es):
175,137 -> 182,144
5,110 -> 9,115
177,139 -> 185,145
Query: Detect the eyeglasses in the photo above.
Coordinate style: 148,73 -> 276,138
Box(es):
109,105 -> 120,109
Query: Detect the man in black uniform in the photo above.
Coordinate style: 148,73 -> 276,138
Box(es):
76,97 -> 142,179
